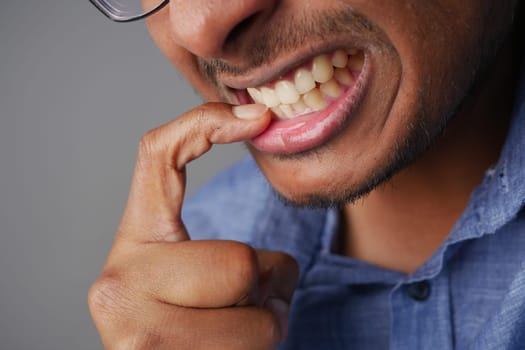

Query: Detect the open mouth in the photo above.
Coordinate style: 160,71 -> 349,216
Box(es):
235,49 -> 369,154
245,49 -> 364,119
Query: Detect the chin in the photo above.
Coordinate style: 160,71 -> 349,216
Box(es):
249,109 -> 441,209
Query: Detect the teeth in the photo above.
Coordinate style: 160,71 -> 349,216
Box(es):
271,106 -> 285,118
294,68 -> 316,94
247,87 -> 264,104
347,52 -> 364,72
260,87 -> 280,107
320,78 -> 342,98
246,49 -> 363,119
275,80 -> 300,105
292,100 -> 307,113
312,54 -> 334,83
331,50 -> 348,68
334,68 -> 354,86
280,104 -> 294,118
303,88 -> 327,111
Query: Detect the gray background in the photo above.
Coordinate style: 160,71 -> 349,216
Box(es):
0,1 -> 247,349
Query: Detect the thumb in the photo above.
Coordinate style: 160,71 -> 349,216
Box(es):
119,103 -> 271,243
256,250 -> 299,339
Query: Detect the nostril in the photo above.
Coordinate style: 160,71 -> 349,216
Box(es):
224,13 -> 259,48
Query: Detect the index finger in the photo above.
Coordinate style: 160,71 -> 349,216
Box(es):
118,102 -> 270,243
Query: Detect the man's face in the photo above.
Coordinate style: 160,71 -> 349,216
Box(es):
145,0 -> 518,207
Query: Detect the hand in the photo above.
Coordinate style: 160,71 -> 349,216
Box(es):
88,103 -> 299,350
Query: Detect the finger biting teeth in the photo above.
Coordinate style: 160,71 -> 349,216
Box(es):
246,49 -> 364,120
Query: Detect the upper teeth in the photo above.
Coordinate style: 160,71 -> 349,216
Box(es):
246,49 -> 364,119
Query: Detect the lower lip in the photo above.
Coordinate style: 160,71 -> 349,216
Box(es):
250,59 -> 370,155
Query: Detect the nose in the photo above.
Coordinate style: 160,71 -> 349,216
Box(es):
167,0 -> 276,58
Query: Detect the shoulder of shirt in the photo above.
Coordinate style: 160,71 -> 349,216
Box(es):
181,156 -> 274,243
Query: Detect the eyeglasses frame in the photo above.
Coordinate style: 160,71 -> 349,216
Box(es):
89,0 -> 170,22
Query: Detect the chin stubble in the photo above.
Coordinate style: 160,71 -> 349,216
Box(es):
272,2 -> 522,209
272,113 -> 439,209
207,3 -> 521,209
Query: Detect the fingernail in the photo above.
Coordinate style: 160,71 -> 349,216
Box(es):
264,297 -> 290,339
232,104 -> 268,120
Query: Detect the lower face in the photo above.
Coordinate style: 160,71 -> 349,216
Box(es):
147,1 -> 518,207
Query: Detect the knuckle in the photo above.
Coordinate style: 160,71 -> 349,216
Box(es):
88,273 -> 126,319
185,104 -> 224,142
190,105 -> 209,126
181,110 -> 209,146
89,273 -> 166,350
138,128 -> 162,160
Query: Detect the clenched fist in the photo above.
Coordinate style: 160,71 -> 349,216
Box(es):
88,103 -> 299,349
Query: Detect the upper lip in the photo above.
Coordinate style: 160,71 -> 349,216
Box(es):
219,41 -> 365,90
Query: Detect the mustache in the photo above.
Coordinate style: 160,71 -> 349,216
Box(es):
197,7 -> 386,84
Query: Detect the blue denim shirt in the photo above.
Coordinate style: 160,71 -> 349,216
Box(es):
182,63 -> 525,349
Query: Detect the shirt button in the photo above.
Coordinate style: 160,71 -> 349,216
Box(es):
405,281 -> 431,301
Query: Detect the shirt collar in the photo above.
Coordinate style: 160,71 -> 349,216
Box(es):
407,54 -> 525,282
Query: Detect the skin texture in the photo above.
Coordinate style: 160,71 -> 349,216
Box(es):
147,0 -> 519,206
89,0 -> 523,348
89,104 -> 299,349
